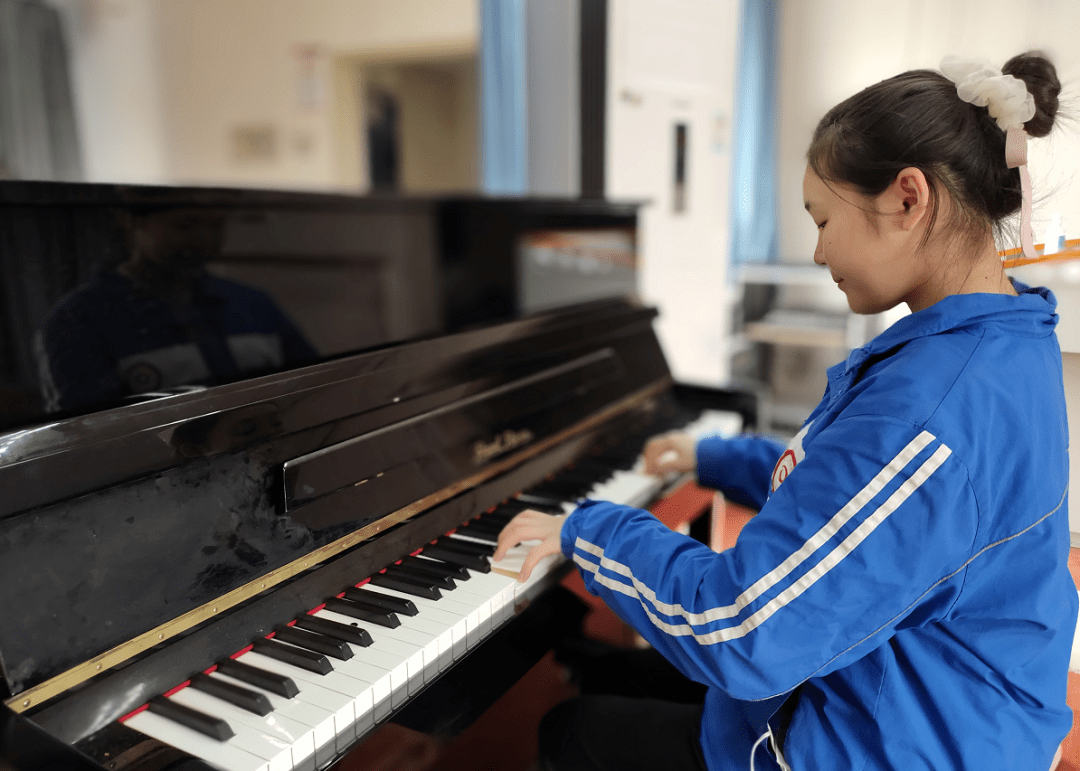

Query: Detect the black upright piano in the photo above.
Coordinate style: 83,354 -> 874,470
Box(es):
0,182 -> 754,770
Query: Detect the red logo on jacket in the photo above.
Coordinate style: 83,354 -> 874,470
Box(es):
772,450 -> 797,491
770,421 -> 811,494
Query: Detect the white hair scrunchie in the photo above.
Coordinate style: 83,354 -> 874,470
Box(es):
940,55 -> 1038,261
940,55 -> 1035,130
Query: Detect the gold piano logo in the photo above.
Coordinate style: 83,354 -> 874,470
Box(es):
473,428 -> 535,465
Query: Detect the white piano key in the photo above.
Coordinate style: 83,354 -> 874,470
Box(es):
335,611 -> 441,683
361,580 -> 479,654
125,709 -> 271,771
411,560 -> 487,652
590,470 -> 664,509
684,408 -> 742,439
210,672 -> 339,769
262,633 -> 393,732
397,590 -> 472,659
171,686 -> 315,771
355,581 -> 467,663
313,607 -> 425,699
235,651 -> 359,754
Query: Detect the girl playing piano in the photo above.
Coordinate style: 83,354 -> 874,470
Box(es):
496,52 -> 1072,771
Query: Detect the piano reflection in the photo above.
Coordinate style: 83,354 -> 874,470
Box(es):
0,182 -> 754,770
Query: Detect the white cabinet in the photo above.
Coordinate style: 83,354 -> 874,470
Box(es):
731,262 -> 893,435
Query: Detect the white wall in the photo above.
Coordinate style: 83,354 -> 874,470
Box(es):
606,0 -> 740,386
57,0 -> 478,189
777,0 -> 1080,263
54,0 -> 171,184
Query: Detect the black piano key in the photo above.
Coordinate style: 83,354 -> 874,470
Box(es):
457,529 -> 498,546
273,625 -> 353,661
421,544 -> 491,573
367,573 -> 442,600
251,638 -> 333,675
214,657 -> 300,698
326,596 -> 402,628
402,555 -> 470,580
517,491 -> 573,510
460,517 -> 503,534
494,499 -> 532,515
146,696 -> 233,742
458,521 -> 500,539
189,673 -> 272,716
345,587 -> 419,616
478,512 -> 516,528
557,469 -> 610,484
511,494 -> 565,514
293,613 -> 375,645
384,564 -> 456,591
435,536 -> 494,556
531,480 -> 590,497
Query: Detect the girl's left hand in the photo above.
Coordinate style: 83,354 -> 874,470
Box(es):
493,509 -> 567,582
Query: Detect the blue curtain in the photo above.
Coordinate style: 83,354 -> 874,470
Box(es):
479,0 -> 528,194
728,0 -> 779,270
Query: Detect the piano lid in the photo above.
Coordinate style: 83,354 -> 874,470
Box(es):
0,297 -> 671,709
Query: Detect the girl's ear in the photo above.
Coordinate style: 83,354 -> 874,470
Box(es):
881,167 -> 931,232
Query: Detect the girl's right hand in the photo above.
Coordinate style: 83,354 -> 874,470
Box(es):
642,432 -> 696,476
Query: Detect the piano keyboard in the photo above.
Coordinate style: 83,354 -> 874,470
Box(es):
120,410 -> 740,771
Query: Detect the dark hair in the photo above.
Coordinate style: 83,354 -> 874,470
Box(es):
807,52 -> 1061,244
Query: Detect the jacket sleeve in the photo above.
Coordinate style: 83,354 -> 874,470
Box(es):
696,434 -> 787,510
562,415 -> 977,701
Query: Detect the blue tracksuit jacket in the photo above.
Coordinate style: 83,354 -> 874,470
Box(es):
562,283 -> 1074,770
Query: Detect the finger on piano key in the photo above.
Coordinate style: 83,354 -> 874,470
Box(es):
211,671 -> 340,768
490,541 -> 564,599
125,708 -> 270,771
169,686 -> 317,771
237,651 -> 364,751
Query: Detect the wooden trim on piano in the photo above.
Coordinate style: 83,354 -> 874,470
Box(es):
4,376 -> 672,715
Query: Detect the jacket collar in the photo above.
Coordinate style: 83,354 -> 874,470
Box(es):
828,281 -> 1058,393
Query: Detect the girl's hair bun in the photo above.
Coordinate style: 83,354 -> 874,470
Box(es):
1002,52 -> 1060,138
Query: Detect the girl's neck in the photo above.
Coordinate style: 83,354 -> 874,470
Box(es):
907,236 -> 1017,312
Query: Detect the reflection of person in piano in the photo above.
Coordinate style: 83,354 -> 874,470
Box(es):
497,53 -> 1073,771
35,208 -> 317,413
